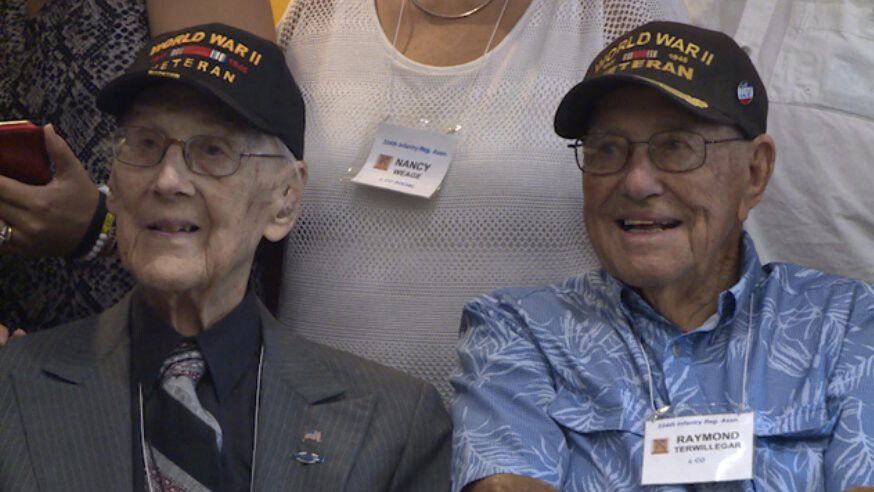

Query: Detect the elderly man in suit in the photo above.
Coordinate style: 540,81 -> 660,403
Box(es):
0,23 -> 450,491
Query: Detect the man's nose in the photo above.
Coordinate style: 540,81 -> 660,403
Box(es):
152,140 -> 195,196
618,143 -> 665,201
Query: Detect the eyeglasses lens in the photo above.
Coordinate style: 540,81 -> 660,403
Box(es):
116,127 -> 165,167
581,135 -> 628,174
187,136 -> 237,176
649,132 -> 705,172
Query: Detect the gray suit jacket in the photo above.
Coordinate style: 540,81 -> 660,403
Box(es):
0,293 -> 451,491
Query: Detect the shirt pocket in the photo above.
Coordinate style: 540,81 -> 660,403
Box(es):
546,384 -> 646,437
545,387 -> 650,489
768,0 -> 874,120
752,403 -> 834,487
754,403 -> 835,439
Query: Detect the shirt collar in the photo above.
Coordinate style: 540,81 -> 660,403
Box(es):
197,290 -> 261,402
131,289 -> 262,402
610,231 -> 764,327
719,231 -> 763,322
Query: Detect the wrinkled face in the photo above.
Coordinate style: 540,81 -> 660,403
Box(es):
107,87 -> 301,296
583,87 -> 755,291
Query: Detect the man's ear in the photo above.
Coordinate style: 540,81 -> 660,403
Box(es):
263,160 -> 307,242
737,133 -> 776,222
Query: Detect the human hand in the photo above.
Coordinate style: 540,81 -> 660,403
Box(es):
464,474 -> 559,492
0,124 -> 100,257
0,321 -> 25,347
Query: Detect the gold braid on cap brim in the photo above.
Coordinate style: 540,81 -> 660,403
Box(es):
629,75 -> 709,109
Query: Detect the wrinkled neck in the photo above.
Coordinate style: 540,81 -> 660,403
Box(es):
141,280 -> 247,337
639,235 -> 742,333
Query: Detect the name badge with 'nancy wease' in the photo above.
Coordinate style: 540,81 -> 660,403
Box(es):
353,123 -> 457,198
641,412 -> 754,485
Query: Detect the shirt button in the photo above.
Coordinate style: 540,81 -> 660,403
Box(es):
672,344 -> 681,357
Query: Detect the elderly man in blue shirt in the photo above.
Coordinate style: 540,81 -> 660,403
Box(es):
451,21 -> 874,492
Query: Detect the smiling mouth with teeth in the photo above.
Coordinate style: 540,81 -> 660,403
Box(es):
617,219 -> 682,232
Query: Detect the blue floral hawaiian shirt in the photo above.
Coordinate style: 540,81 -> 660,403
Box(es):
451,234 -> 874,491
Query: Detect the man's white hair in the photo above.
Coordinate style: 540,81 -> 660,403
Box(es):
247,132 -> 300,166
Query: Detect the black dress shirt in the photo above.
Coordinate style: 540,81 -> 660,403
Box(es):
130,289 -> 262,492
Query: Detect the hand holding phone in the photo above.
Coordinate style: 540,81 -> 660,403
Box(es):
0,124 -> 99,257
0,120 -> 53,185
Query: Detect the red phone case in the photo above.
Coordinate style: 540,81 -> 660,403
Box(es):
0,120 -> 53,185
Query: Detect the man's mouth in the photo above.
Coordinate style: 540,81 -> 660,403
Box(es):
147,222 -> 200,233
617,219 -> 682,232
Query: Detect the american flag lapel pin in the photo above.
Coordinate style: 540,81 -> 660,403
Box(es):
293,429 -> 324,464
304,429 -> 322,443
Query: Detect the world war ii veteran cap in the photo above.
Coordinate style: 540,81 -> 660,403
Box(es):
554,21 -> 767,139
97,23 -> 305,159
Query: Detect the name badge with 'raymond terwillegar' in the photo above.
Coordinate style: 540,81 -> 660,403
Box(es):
641,412 -> 754,485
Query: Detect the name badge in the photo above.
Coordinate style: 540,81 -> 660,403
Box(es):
641,412 -> 754,485
352,123 -> 457,198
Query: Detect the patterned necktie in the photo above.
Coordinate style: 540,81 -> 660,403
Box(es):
145,343 -> 223,491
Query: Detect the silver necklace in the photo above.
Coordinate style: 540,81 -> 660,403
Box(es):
409,0 -> 497,19
385,0 -> 510,130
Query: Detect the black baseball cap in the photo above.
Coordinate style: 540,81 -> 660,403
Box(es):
98,23 -> 305,159
555,21 -> 767,139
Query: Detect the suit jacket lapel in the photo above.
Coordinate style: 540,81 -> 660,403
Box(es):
253,306 -> 376,490
14,295 -> 133,491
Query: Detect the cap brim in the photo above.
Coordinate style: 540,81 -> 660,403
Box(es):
554,74 -> 736,139
97,72 -> 294,156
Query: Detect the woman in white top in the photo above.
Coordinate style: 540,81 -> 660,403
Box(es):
276,0 -> 687,402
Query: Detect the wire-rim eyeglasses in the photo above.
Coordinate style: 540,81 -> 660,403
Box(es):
111,126 -> 287,177
568,130 -> 747,175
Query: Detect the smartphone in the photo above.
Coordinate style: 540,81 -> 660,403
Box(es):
0,120 -> 53,185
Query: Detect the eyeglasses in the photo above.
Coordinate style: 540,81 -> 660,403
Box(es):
111,126 -> 286,177
567,130 -> 746,175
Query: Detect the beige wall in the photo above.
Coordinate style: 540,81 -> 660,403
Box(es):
271,0 -> 290,24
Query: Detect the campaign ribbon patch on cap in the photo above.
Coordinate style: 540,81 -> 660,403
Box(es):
622,49 -> 659,62
737,81 -> 754,105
